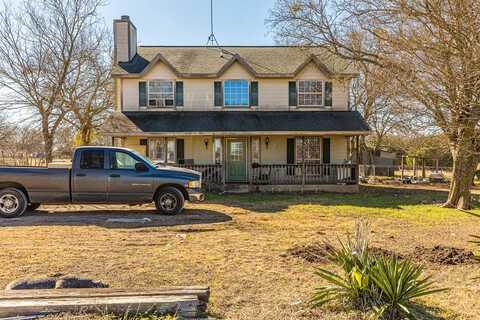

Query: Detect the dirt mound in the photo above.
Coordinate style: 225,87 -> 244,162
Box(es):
285,243 -> 478,266
369,247 -> 403,260
285,242 -> 334,263
285,243 -> 402,264
410,245 -> 478,265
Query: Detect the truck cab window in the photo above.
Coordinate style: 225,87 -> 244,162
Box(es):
80,150 -> 105,169
113,151 -> 137,170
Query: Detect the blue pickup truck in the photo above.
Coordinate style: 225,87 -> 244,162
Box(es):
0,147 -> 204,218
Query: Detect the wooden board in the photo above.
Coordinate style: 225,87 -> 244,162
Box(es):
0,294 -> 199,318
0,287 -> 210,303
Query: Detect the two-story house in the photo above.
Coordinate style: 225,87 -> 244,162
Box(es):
102,16 -> 370,192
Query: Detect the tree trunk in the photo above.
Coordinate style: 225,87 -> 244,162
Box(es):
443,142 -> 479,210
79,125 -> 92,146
43,133 -> 54,164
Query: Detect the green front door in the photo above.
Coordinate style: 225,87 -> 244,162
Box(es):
226,139 -> 247,182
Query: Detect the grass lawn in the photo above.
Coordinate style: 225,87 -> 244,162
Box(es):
0,185 -> 479,319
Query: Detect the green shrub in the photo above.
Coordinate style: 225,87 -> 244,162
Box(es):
370,257 -> 445,319
471,235 -> 480,246
311,221 -> 446,320
312,238 -> 377,310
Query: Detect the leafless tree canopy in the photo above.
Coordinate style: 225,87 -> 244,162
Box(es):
269,0 -> 480,209
0,0 -> 111,161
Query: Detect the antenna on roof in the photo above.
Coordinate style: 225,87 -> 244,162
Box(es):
206,0 -> 220,47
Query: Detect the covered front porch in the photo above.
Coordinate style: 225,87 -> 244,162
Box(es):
113,134 -> 361,192
102,111 -> 369,192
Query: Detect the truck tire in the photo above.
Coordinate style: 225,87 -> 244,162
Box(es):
155,187 -> 185,215
28,203 -> 41,212
0,188 -> 28,218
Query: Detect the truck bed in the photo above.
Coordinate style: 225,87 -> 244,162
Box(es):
0,167 -> 71,203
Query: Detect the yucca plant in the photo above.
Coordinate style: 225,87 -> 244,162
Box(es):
370,257 -> 446,320
311,220 -> 446,319
470,235 -> 480,246
312,220 -> 377,310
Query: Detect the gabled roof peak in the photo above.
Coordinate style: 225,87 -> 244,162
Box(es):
113,46 -> 358,78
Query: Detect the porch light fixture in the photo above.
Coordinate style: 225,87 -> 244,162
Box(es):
265,137 -> 270,148
204,138 -> 209,149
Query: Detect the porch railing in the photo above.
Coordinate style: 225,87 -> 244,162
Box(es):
250,164 -> 358,185
172,163 -> 358,188
175,164 -> 224,190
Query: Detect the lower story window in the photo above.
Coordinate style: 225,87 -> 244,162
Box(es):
251,137 -> 260,164
295,137 -> 322,163
149,138 -> 176,163
213,138 -> 223,164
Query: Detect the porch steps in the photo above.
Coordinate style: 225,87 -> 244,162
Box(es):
222,184 -> 250,194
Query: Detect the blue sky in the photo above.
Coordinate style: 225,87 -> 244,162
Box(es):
102,0 -> 277,45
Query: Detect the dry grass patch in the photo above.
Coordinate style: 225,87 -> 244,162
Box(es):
0,185 -> 479,319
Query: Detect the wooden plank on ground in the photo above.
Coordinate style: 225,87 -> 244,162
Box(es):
0,287 -> 210,304
0,295 -> 199,319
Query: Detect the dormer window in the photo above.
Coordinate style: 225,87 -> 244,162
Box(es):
148,80 -> 175,108
298,80 -> 323,107
224,80 -> 249,107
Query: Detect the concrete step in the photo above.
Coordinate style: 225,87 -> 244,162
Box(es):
223,184 -> 250,194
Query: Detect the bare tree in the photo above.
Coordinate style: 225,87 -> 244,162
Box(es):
269,0 -> 480,209
63,18 -> 113,146
0,0 -> 106,162
352,61 -> 422,164
67,56 -> 113,146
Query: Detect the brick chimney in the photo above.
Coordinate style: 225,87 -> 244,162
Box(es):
113,15 -> 137,63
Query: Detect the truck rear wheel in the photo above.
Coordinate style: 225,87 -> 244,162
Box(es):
155,187 -> 185,215
0,188 -> 28,218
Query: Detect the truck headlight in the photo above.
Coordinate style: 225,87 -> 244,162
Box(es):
188,180 -> 201,189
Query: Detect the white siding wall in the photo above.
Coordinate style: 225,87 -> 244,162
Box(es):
260,136 -> 286,164
185,136 -> 213,164
331,136 -> 348,164
119,61 -> 350,111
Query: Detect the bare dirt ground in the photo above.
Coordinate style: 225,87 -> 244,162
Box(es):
0,185 -> 479,320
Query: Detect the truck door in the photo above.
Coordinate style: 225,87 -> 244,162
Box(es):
107,150 -> 154,203
72,149 -> 108,203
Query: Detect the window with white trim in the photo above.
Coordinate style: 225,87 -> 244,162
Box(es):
148,138 -> 176,163
148,80 -> 174,108
298,80 -> 323,106
295,137 -> 322,163
251,137 -> 260,164
213,138 -> 223,164
224,80 -> 249,106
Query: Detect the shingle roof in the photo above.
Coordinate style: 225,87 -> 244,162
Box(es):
101,111 -> 370,135
113,46 -> 357,78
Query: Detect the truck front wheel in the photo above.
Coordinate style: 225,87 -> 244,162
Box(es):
0,188 -> 28,218
155,187 -> 185,215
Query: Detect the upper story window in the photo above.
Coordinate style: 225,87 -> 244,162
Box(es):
139,80 -> 183,109
148,80 -> 174,108
224,80 -> 249,107
298,80 -> 323,107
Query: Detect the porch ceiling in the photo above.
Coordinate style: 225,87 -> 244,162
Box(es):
101,111 -> 370,136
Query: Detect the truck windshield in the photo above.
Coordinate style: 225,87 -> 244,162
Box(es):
130,150 -> 157,168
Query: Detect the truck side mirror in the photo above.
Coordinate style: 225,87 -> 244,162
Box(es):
135,162 -> 148,172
